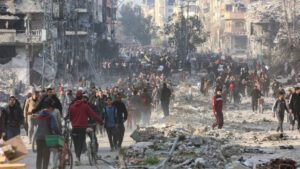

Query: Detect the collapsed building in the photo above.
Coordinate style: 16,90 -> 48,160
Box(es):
0,0 -> 43,87
0,0 -> 118,90
247,0 -> 300,65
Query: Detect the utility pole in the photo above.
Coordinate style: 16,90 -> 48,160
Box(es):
186,0 -> 190,57
42,0 -> 52,88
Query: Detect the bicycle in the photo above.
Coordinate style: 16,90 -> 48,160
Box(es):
86,123 -> 98,166
51,118 -> 73,169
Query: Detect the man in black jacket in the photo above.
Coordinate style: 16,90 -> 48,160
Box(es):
251,86 -> 263,113
33,88 -> 63,115
289,87 -> 300,132
113,93 -> 128,148
160,83 -> 172,117
3,96 -> 24,140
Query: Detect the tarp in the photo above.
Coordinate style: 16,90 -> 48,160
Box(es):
32,57 -> 57,81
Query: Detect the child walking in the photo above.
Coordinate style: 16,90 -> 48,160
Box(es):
272,92 -> 290,133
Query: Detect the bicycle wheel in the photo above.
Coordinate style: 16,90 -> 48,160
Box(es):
87,142 -> 97,166
61,149 -> 73,169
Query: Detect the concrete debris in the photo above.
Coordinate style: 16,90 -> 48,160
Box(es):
256,158 -> 296,169
227,162 -> 250,169
261,133 -> 288,141
123,127 -> 273,169
130,127 -> 165,142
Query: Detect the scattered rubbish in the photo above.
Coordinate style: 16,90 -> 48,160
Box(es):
256,158 -> 296,169
279,145 -> 294,150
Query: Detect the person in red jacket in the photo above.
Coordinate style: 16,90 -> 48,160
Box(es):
212,88 -> 224,129
229,81 -> 235,103
69,91 -> 103,166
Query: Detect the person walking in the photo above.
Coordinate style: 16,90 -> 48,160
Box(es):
3,96 -> 24,140
113,93 -> 128,149
272,92 -> 290,133
129,90 -> 142,127
33,88 -> 63,116
24,91 -> 39,144
22,92 -> 32,135
251,86 -> 263,113
286,88 -> 295,130
140,88 -> 152,125
35,98 -> 61,169
103,97 -> 118,151
160,83 -> 171,117
289,87 -> 300,132
212,88 -> 224,129
69,91 -> 103,166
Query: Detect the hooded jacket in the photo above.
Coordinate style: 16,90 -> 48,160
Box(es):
69,100 -> 103,128
35,109 -> 61,140
212,95 -> 223,113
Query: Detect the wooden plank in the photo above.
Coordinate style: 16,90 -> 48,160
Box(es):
0,163 -> 26,169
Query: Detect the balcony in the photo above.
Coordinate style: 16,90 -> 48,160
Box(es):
223,12 -> 245,20
65,31 -> 88,36
75,8 -> 88,13
0,29 -> 16,44
16,29 -> 43,44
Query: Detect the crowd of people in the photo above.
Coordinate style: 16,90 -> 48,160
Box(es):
0,50 -> 299,168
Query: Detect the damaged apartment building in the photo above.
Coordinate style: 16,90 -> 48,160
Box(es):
197,0 -> 253,56
247,0 -> 300,63
0,0 -> 117,87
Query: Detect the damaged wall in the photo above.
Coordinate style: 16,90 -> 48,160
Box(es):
0,47 -> 29,85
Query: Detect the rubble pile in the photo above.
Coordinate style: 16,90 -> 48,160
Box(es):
247,1 -> 283,22
256,158 -> 296,169
124,126 -> 270,169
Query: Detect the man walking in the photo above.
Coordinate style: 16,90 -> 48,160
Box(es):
69,91 -> 103,166
33,88 -> 63,115
160,83 -> 171,117
103,97 -> 118,151
251,86 -> 263,113
3,96 -> 24,140
113,93 -> 128,148
140,88 -> 152,125
212,88 -> 224,129
24,91 -> 39,143
289,87 -> 300,132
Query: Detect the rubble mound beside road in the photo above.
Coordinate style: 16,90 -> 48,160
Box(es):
122,126 -> 280,169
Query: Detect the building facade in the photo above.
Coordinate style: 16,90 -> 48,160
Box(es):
0,0 -> 117,86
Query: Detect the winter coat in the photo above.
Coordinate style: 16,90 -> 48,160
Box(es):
113,101 -> 128,124
33,95 -> 63,114
272,99 -> 289,115
251,89 -> 263,100
24,97 -> 38,116
289,93 -> 300,112
3,104 -> 24,129
212,95 -> 223,113
102,106 -> 117,128
69,100 -> 102,128
35,109 -> 61,140
160,87 -> 171,103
